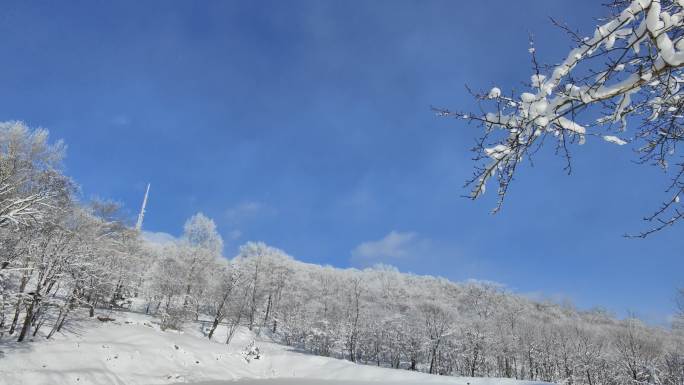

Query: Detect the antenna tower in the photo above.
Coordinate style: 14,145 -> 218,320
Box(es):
135,183 -> 150,231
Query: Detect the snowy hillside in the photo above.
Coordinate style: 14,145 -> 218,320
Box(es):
0,309 -> 549,385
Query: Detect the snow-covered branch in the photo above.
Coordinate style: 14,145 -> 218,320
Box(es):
441,0 -> 684,233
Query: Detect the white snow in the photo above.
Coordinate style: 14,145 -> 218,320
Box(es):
488,87 -> 501,99
0,310 -> 550,385
484,144 -> 511,160
531,74 -> 546,88
556,117 -> 586,135
196,380 -> 534,385
520,93 -> 536,103
603,135 -> 628,145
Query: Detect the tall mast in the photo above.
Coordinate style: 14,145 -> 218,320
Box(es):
135,183 -> 150,231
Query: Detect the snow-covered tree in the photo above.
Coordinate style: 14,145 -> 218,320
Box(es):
178,213 -> 224,319
205,260 -> 241,340
183,212 -> 223,255
0,121 -> 70,229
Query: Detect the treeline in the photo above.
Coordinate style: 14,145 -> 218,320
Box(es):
172,242 -> 684,385
0,122 -> 145,342
1,122 -> 683,385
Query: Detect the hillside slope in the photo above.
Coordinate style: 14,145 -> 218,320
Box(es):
0,310 -> 550,385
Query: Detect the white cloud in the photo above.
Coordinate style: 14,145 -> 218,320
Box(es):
224,201 -> 275,248
350,231 -> 478,278
225,201 -> 275,224
142,231 -> 178,247
227,229 -> 243,240
351,231 -> 419,262
520,290 -> 574,307
465,278 -> 506,289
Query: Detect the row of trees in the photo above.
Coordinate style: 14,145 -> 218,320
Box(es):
131,235 -> 684,385
183,243 -> 684,385
0,121 -> 147,342
130,234 -> 684,385
1,121 -> 683,385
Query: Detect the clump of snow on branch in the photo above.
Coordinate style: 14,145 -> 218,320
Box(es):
603,135 -> 629,145
487,87 -> 501,99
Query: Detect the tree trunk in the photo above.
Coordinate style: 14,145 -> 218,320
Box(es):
17,299 -> 35,342
225,312 -> 243,346
263,293 -> 272,324
47,308 -> 67,339
8,274 -> 30,335
32,317 -> 45,336
429,339 -> 441,374
0,295 -> 5,337
208,314 -> 222,340
8,303 -> 23,335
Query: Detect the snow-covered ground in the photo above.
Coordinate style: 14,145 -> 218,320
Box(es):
0,310 -> 551,385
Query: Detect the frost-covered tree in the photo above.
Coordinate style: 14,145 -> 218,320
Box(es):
183,212 -> 223,255
419,302 -> 452,374
205,260 -> 241,340
439,0 -> 684,236
0,121 -> 69,229
141,213 -> 224,330
178,213 -> 223,319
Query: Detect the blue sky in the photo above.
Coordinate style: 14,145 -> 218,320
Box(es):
0,0 -> 681,324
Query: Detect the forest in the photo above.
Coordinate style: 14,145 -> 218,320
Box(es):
1,121 -> 683,385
